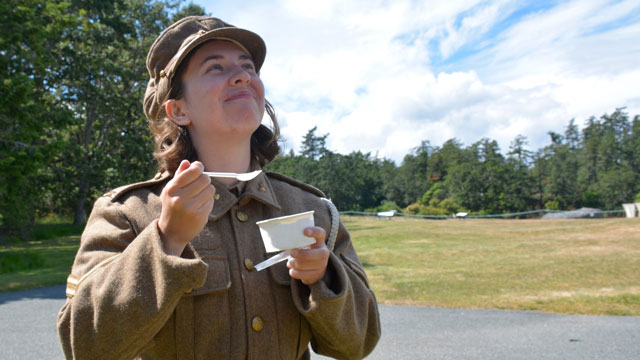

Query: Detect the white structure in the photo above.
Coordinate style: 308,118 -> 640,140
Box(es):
377,210 -> 397,218
622,203 -> 637,218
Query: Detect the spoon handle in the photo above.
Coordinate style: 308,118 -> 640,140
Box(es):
203,172 -> 238,178
254,250 -> 292,271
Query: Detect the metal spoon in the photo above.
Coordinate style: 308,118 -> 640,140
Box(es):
203,170 -> 262,182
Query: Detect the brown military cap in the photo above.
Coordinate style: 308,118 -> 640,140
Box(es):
144,16 -> 266,121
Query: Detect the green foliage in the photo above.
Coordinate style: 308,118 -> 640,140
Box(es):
403,197 -> 464,216
364,200 -> 402,213
0,0 -> 204,232
421,182 -> 446,205
300,126 -> 330,160
0,0 -> 76,237
545,200 -> 560,211
269,149 -> 383,211
273,108 -> 638,214
582,191 -> 602,208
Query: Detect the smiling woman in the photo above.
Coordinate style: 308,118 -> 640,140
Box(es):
164,40 -> 266,164
56,16 -> 380,360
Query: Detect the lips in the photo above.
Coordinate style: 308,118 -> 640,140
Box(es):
225,90 -> 254,102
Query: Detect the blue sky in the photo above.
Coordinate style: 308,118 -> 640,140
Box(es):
193,0 -> 640,163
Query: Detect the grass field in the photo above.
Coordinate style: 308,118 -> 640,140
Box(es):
1,217 -> 639,316
345,216 -> 640,316
0,223 -> 81,292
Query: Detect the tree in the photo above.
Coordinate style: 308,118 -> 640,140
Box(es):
392,141 -> 432,207
544,131 -> 579,209
48,1 -> 206,225
505,135 -> 535,212
300,126 -> 330,160
0,0 -> 75,238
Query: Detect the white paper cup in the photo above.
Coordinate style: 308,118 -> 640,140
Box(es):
256,211 -> 315,253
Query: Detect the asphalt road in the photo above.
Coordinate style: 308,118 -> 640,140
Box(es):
1,285 -> 638,359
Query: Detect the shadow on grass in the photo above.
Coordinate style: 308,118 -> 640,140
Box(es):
32,223 -> 84,241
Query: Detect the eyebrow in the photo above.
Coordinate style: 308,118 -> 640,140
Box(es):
200,54 -> 253,66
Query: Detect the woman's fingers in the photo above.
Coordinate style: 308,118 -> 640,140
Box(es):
172,161 -> 206,190
288,268 -> 325,285
180,173 -> 213,198
195,184 -> 216,209
288,248 -> 329,270
287,226 -> 330,284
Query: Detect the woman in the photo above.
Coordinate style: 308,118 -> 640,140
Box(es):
58,16 -> 380,359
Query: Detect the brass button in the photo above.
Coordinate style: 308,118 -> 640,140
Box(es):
159,69 -> 166,78
236,210 -> 248,222
251,316 -> 264,332
197,29 -> 206,35
213,193 -> 220,200
244,258 -> 255,271
259,183 -> 267,193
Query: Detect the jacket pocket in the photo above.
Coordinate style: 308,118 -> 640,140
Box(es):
269,261 -> 291,287
190,226 -> 223,250
189,250 -> 231,296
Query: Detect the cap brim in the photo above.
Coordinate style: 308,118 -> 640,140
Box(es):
165,27 -> 266,80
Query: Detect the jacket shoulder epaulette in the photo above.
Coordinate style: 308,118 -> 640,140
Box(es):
101,172 -> 170,203
265,172 -> 326,198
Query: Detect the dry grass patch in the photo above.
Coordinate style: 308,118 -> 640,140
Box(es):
345,216 -> 640,315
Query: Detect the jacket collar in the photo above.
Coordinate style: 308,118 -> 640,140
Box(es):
208,171 -> 280,221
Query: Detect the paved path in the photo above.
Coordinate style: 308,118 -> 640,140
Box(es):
1,286 -> 638,359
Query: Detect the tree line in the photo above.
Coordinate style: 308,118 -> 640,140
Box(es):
267,109 -> 640,217
1,1 -> 638,241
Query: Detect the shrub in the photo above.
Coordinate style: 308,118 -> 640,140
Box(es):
404,203 -> 422,214
545,200 -> 560,211
439,198 -> 463,214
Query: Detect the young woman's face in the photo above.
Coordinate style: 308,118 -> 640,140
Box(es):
177,40 -> 265,141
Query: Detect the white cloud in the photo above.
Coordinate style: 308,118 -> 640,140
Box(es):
198,0 -> 640,163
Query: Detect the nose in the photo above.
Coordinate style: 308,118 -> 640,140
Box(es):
230,67 -> 251,86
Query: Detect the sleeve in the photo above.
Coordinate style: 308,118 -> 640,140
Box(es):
56,196 -> 208,360
290,220 -> 381,360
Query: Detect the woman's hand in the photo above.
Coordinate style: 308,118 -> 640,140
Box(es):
287,227 -> 330,285
158,160 -> 216,256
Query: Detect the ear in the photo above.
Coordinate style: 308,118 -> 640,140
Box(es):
165,99 -> 191,126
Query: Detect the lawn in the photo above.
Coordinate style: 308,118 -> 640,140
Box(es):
0,223 -> 82,292
345,216 -> 640,315
2,217 -> 639,316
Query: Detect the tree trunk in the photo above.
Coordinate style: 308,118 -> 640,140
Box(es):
73,181 -> 89,226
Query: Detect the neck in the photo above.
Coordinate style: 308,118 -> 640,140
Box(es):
192,133 -> 252,186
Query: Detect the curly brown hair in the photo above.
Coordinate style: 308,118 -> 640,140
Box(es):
148,41 -> 281,174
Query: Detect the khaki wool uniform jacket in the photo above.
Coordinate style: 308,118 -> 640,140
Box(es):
57,171 -> 381,360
